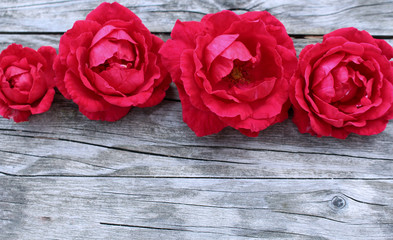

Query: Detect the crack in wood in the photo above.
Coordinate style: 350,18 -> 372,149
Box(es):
1,132 -> 255,165
299,2 -> 390,17
0,149 -> 117,171
1,171 -> 393,180
2,128 -> 393,163
272,210 -> 347,224
173,144 -> 393,162
341,193 -> 388,207
0,0 -> 81,10
132,199 -> 270,210
99,222 -> 323,238
0,200 -> 25,205
147,9 -> 207,15
99,222 -> 242,237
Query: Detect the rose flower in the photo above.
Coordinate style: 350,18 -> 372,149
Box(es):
290,28 -> 393,139
0,44 -> 56,122
160,10 -> 297,137
54,2 -> 170,121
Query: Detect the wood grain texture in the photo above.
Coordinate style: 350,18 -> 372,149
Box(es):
0,94 -> 393,179
1,177 -> 392,240
1,0 -> 393,35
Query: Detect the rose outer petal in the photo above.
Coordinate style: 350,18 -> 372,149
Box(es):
79,104 -> 131,122
0,99 -> 31,122
64,70 -> 109,112
178,83 -> 227,136
86,2 -> 141,25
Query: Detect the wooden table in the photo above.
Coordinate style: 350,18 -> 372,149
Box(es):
1,1 -> 392,239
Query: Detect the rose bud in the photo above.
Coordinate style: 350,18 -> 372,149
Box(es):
160,10 -> 297,137
0,44 -> 56,122
290,27 -> 393,139
54,2 -> 170,121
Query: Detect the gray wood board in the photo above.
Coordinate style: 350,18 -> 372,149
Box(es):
1,177 -> 392,240
1,0 -> 393,35
1,92 -> 392,178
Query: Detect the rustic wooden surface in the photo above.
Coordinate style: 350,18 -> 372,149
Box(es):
1,1 -> 393,239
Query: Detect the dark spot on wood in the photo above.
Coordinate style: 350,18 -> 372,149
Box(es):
41,216 -> 51,221
331,196 -> 346,209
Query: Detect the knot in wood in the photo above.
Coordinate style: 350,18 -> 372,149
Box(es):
331,196 -> 346,209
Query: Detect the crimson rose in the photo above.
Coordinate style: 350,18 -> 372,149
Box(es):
290,28 -> 393,138
160,10 -> 297,137
54,2 -> 170,121
0,44 -> 56,122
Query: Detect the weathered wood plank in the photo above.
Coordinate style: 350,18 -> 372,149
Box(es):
0,94 -> 392,178
1,177 -> 392,240
1,0 -> 393,35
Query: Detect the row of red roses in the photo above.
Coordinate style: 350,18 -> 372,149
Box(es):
1,2 -> 392,139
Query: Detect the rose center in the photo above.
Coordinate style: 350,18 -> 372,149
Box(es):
224,60 -> 251,85
7,78 -> 16,88
230,67 -> 243,80
5,72 -> 33,91
92,56 -> 134,73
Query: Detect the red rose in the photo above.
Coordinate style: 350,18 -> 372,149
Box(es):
160,10 -> 297,137
54,2 -> 170,121
0,44 -> 56,122
290,28 -> 393,139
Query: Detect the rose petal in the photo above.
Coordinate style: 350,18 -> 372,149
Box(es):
312,52 -> 345,88
201,91 -> 253,119
178,84 -> 226,136
54,57 -> 71,99
375,39 -> 393,59
202,10 -> 240,36
309,112 -> 332,136
0,98 -> 31,122
85,68 -> 122,96
240,11 -> 296,53
64,70 -> 108,112
101,90 -> 152,107
86,2 -> 140,25
5,88 -> 54,115
89,39 -> 135,67
79,104 -> 131,122
324,27 -> 376,45
180,50 -> 209,111
344,119 -> 388,136
292,107 -> 313,134
220,41 -> 253,62
29,88 -> 55,114
205,34 -> 239,68
99,65 -> 145,94
137,75 -> 171,108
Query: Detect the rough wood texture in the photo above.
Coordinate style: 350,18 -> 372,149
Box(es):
1,94 -> 393,179
0,0 -> 393,35
1,1 -> 393,239
1,178 -> 392,240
